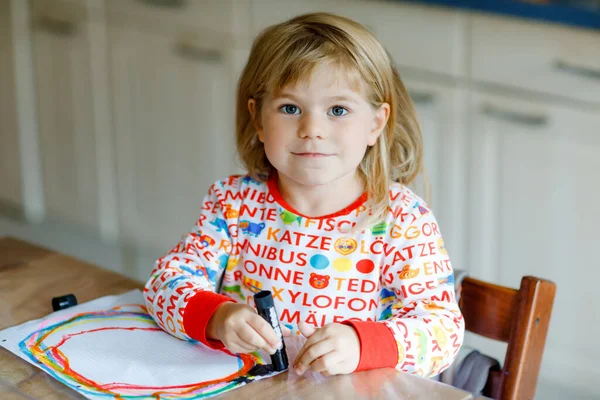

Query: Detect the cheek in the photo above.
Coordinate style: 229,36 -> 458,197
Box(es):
263,125 -> 285,150
337,124 -> 371,152
263,137 -> 283,163
263,116 -> 292,141
261,118 -> 290,163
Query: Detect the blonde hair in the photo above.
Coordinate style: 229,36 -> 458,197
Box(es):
236,12 -> 424,224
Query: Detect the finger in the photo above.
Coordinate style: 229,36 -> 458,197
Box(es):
220,333 -> 248,354
294,327 -> 327,366
294,338 -> 334,374
226,338 -> 257,354
248,314 -> 281,348
281,325 -> 292,337
234,328 -> 275,353
293,339 -> 315,370
320,362 -> 346,376
309,352 -> 342,374
237,325 -> 273,353
298,321 -> 316,338
227,345 -> 252,354
327,364 -> 344,376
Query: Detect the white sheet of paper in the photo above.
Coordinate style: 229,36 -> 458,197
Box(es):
0,290 -> 280,399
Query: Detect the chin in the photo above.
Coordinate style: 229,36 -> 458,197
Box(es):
282,168 -> 348,188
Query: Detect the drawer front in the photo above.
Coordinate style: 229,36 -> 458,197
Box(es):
370,1 -> 466,78
471,13 -> 600,105
107,0 -> 251,41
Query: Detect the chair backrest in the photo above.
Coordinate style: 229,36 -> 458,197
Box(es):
458,276 -> 556,400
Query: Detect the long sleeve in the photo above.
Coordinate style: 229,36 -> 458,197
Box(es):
344,197 -> 464,376
143,181 -> 236,347
383,200 -> 464,376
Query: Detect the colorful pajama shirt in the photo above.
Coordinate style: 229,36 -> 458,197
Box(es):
144,174 -> 464,375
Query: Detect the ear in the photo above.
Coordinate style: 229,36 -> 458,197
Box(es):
248,98 -> 264,143
368,102 -> 390,146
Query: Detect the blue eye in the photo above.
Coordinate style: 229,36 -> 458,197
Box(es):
279,105 -> 300,114
328,106 -> 348,117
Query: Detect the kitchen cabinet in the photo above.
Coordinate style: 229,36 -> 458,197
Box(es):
471,13 -> 600,105
108,9 -> 241,251
468,91 -> 600,285
0,0 -> 23,213
107,0 -> 251,40
251,0 -> 467,78
468,89 -> 600,392
405,78 -> 469,272
28,0 -> 102,231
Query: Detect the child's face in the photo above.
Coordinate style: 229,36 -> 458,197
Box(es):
249,64 -> 389,188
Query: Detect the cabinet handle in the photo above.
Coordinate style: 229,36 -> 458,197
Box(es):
173,41 -> 222,63
409,91 -> 434,105
554,59 -> 600,81
35,15 -> 76,36
137,0 -> 185,8
481,104 -> 548,127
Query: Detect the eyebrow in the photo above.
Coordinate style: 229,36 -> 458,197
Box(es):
275,92 -> 361,104
331,96 -> 361,104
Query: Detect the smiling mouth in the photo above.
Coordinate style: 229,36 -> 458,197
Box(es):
291,152 -> 333,157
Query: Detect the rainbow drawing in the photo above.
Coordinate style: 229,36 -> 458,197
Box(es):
0,291 -> 277,399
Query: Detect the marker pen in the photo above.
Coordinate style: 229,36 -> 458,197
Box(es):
52,294 -> 78,311
254,290 -> 288,372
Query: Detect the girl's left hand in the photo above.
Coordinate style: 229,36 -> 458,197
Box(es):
293,322 -> 360,376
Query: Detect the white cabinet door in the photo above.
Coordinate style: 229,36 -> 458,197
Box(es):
0,0 -> 23,212
404,79 -> 469,272
109,20 -> 239,251
468,90 -> 600,391
471,13 -> 600,105
29,0 -> 102,231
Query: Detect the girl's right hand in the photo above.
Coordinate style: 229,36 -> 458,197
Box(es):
206,302 -> 286,355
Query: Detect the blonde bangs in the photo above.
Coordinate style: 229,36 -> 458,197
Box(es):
254,31 -> 366,102
271,58 -> 364,100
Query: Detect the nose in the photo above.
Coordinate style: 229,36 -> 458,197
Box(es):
298,112 -> 326,139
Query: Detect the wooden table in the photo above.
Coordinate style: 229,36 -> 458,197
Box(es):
0,237 -> 473,400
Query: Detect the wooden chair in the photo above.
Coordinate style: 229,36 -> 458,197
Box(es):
458,276 -> 556,400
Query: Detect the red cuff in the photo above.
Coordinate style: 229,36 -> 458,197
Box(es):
342,320 -> 398,371
183,291 -> 235,349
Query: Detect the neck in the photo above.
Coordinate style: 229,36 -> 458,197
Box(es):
276,171 -> 365,218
